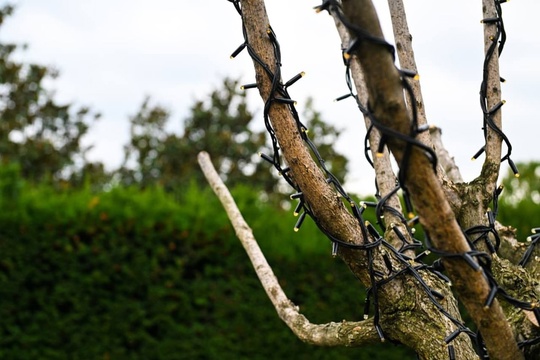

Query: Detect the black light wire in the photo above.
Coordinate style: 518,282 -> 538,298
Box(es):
227,0 -> 539,356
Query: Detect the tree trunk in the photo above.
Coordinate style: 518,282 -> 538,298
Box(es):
213,0 -> 540,358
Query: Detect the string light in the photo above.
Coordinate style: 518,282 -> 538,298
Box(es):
226,0 -> 538,355
448,344 -> 456,360
230,42 -> 246,59
284,72 -> 305,88
289,192 -> 303,200
520,231 -> 540,266
334,93 -> 352,102
240,83 -> 258,90
508,158 -> 519,177
471,146 -> 485,161
399,68 -> 420,80
476,0 -> 518,175
258,152 -> 275,165
331,241 -> 339,257
293,199 -> 304,217
481,17 -> 501,24
294,211 -> 307,232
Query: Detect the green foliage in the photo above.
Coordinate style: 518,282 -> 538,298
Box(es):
118,79 -> 272,193
1,5 -> 348,195
0,5 -> 103,185
117,96 -> 170,187
0,167 -> 413,359
117,80 -> 349,202
498,161 -> 540,240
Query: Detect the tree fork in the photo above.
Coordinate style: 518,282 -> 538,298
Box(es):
339,0 -> 522,358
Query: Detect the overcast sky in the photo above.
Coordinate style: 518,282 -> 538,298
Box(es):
2,0 -> 539,194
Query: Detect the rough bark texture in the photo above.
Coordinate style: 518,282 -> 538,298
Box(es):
234,0 -> 480,358
332,16 -> 411,255
340,0 -> 522,358
215,0 -> 539,358
332,18 -> 476,359
238,0 -> 372,283
387,0 -> 463,203
454,3 -> 540,343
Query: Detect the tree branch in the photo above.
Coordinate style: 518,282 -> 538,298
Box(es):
383,4 -> 539,354
197,151 -> 380,347
233,1 -> 480,358
239,0 -> 365,251
386,0 -> 430,148
478,0 -> 504,192
387,0 -> 464,215
332,15 -> 412,255
429,126 -> 463,184
338,0 -> 522,358
224,0 -> 539,357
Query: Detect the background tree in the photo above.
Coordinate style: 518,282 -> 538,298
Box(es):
118,79 -> 348,198
118,79 -> 271,192
499,161 -> 540,239
0,5 -> 101,185
117,97 -> 170,188
200,1 -> 540,359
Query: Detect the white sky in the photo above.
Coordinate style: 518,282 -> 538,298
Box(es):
1,0 -> 539,194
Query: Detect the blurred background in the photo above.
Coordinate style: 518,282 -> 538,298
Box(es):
2,0 -> 540,193
0,1 -> 538,359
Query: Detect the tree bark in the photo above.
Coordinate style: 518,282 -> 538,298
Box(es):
387,0 -> 464,213
337,0 -> 522,358
387,0 -> 430,147
217,0 -> 539,358
450,2 -> 540,354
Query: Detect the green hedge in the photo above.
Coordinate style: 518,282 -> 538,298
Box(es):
0,165 -> 414,359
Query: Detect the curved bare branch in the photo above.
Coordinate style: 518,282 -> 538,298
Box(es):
197,151 -> 380,347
